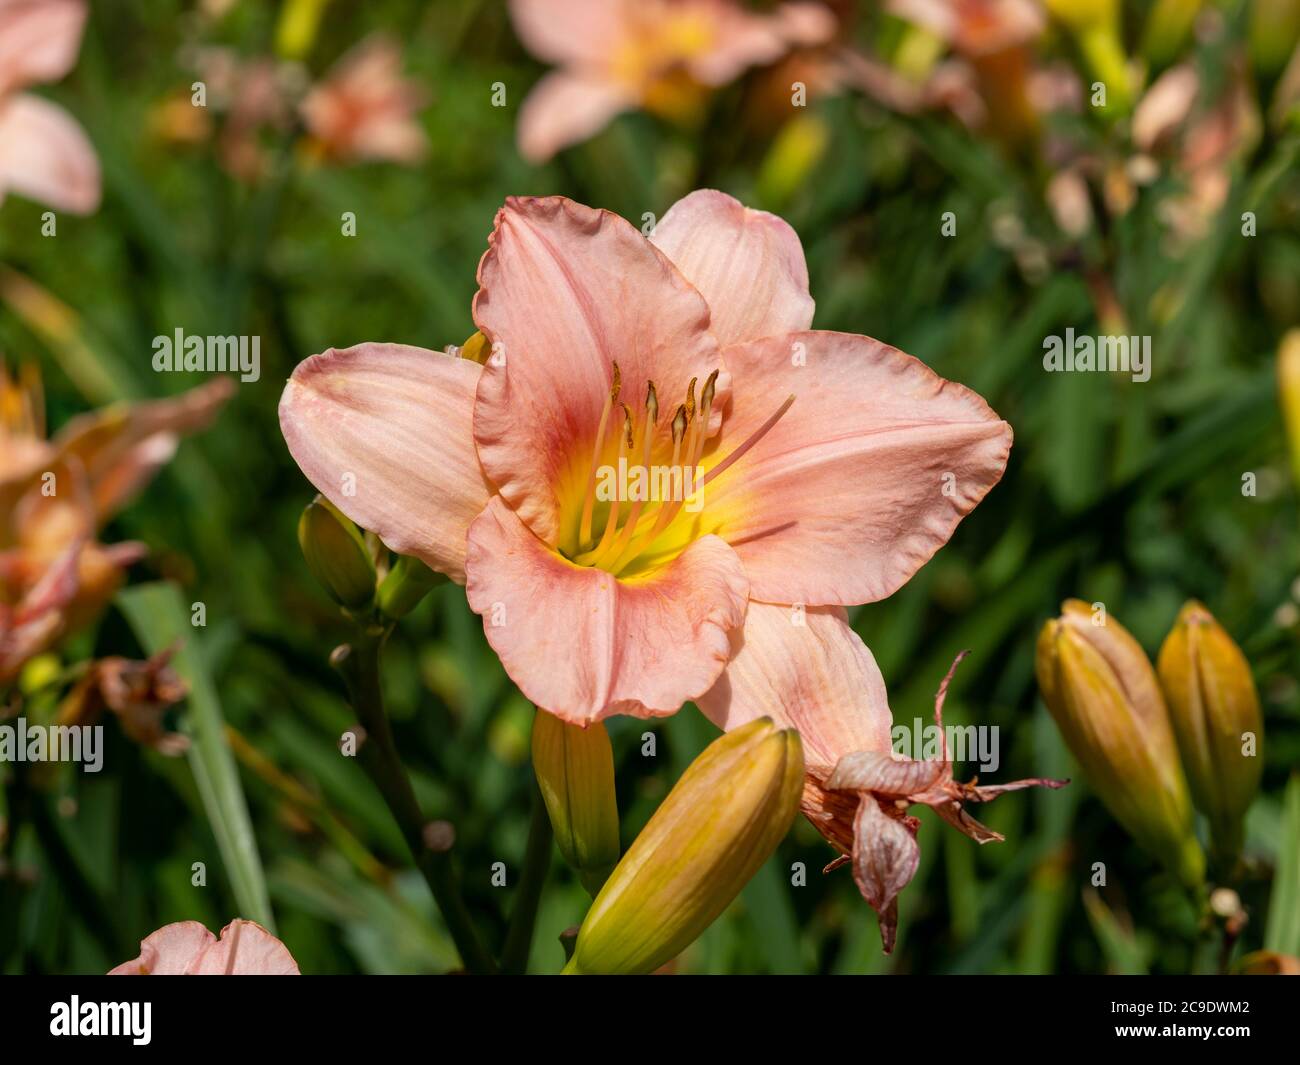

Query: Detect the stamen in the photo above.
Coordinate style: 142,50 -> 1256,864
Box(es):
605,406 -> 687,574
592,404 -> 633,556
578,362 -> 621,546
591,389 -> 662,566
687,369 -> 718,468
702,393 -> 794,487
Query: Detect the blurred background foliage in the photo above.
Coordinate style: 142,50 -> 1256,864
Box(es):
1,0 -> 1298,974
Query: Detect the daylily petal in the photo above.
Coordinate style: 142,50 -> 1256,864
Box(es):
464,495 -> 748,723
279,343 -> 490,584
683,8 -> 788,86
472,196 -> 719,545
850,795 -> 920,953
651,189 -> 814,347
705,330 -> 1011,605
108,921 -> 214,975
187,919 -> 300,975
0,0 -> 87,96
508,0 -> 630,68
827,749 -> 946,795
54,378 -> 233,524
516,70 -> 634,163
0,94 -> 100,214
109,919 -> 299,975
697,601 -> 892,767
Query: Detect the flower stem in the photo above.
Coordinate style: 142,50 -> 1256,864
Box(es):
500,779 -> 552,974
332,627 -> 496,974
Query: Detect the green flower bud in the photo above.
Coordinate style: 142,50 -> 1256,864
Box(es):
564,718 -> 803,975
297,495 -> 376,611
1036,600 -> 1204,888
376,554 -> 446,620
531,711 -> 620,897
1157,601 -> 1263,866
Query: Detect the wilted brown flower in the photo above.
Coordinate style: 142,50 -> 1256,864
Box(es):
57,648 -> 189,754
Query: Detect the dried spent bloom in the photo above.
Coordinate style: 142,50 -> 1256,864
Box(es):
280,191 -> 1012,730
702,630 -> 1064,952
109,919 -> 300,975
57,648 -> 189,755
1036,600 -> 1205,888
564,717 -> 802,974
0,361 -> 231,681
300,34 -> 428,165
1157,601 -> 1263,865
0,0 -> 99,213
532,709 -> 620,896
509,0 -> 836,161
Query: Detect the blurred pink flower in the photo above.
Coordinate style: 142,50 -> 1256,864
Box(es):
280,190 -> 1010,730
0,359 -> 231,681
300,34 -> 428,165
509,0 -> 836,161
887,0 -> 1044,58
1127,57 -> 1260,241
0,0 -> 99,213
109,920 -> 300,975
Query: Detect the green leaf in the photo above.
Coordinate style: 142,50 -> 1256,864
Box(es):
117,581 -> 274,930
1265,773 -> 1300,956
1083,889 -> 1149,975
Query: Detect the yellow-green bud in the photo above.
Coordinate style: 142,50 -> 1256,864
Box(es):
1157,601 -> 1263,866
297,495 -> 376,610
1278,331 -> 1300,490
1140,0 -> 1203,67
1043,0 -> 1118,31
376,554 -> 446,619
564,718 -> 803,975
1036,600 -> 1204,888
531,711 -> 620,896
1043,0 -> 1130,114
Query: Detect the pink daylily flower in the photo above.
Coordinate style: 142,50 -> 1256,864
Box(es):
0,360 -> 231,681
280,190 -> 1011,732
509,0 -> 836,162
887,0 -> 1044,58
109,920 -> 300,975
0,0 -> 99,214
703,635 -> 1066,951
300,34 -> 429,165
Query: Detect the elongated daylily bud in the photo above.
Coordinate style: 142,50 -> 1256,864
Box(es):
297,494 -> 376,610
531,710 -> 620,896
1036,600 -> 1204,888
1157,601 -> 1263,865
564,718 -> 803,975
1043,0 -> 1131,113
1278,330 -> 1300,489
